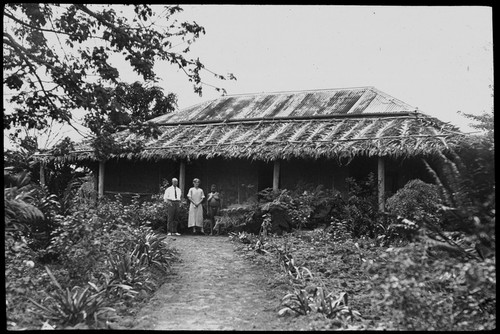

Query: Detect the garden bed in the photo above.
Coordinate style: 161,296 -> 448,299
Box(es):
230,229 -> 496,330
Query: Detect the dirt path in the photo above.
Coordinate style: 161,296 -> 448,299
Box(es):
132,235 -> 301,330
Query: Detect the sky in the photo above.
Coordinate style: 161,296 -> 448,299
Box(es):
162,5 -> 493,128
3,5 -> 494,150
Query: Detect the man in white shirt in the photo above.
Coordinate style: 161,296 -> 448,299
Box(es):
163,178 -> 182,236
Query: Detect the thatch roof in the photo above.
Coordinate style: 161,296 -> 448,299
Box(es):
37,86 -> 465,162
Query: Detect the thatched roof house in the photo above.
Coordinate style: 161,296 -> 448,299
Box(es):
37,86 -> 464,209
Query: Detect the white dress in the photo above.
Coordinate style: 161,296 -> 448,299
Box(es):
187,187 -> 205,228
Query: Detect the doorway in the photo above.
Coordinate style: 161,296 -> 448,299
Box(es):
257,161 -> 274,192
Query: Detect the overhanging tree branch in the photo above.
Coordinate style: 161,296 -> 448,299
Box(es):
4,3 -> 235,157
4,10 -> 76,39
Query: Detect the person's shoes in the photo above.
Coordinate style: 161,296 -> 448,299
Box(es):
167,233 -> 172,236
174,233 -> 181,236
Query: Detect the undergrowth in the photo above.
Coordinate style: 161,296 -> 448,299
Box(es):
5,189 -> 179,330
230,226 -> 495,330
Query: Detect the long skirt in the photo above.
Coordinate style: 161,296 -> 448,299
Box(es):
188,203 -> 204,228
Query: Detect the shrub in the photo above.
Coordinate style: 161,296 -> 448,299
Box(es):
5,182 -> 45,236
42,211 -> 102,280
327,219 -> 352,243
423,146 -> 495,259
255,184 -> 345,234
384,179 -> 443,242
107,251 -> 149,288
4,171 -> 61,252
455,110 -> 494,205
365,242 -> 496,330
5,171 -> 180,329
140,194 -> 169,230
129,229 -> 176,272
27,185 -> 61,251
42,195 -> 178,286
280,288 -> 362,327
100,193 -> 188,233
386,179 -> 442,223
15,194 -> 179,329
97,194 -> 140,228
5,231 -> 43,327
258,188 -> 300,229
28,267 -> 113,327
343,174 -> 379,238
244,176 -> 379,238
290,184 -> 344,229
366,113 -> 496,330
59,174 -> 97,215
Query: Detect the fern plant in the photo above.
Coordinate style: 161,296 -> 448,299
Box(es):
422,148 -> 495,259
5,187 -> 45,233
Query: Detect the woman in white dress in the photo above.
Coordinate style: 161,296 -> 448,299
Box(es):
187,178 -> 205,234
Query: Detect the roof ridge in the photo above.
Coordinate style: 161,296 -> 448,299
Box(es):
221,86 -> 376,98
171,86 -> 376,114
369,87 -> 417,111
156,86 -> 419,123
169,98 -> 214,114
155,112 -> 418,127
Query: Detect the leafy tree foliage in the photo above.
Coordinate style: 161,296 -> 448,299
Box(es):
3,4 -> 235,155
407,109 -> 496,267
455,110 -> 494,204
4,135 -> 88,208
4,135 -> 41,178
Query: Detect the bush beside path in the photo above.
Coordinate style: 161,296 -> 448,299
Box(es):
131,235 -> 301,330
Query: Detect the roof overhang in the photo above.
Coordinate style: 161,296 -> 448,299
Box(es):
34,112 -> 465,163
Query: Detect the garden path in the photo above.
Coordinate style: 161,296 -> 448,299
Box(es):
131,234 -> 301,330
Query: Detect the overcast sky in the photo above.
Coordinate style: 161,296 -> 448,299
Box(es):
4,5 -> 494,149
159,5 -> 493,130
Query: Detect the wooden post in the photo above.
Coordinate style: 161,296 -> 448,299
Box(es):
93,168 -> 99,204
333,165 -> 349,199
98,160 -> 105,199
158,164 -> 161,193
273,160 -> 280,191
378,156 -> 385,212
237,173 -> 240,204
39,162 -> 46,187
179,160 -> 186,196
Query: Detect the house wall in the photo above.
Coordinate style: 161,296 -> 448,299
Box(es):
184,157 -> 259,206
104,158 -> 177,196
278,157 -> 351,199
343,156 -> 433,198
383,156 -> 434,197
101,155 -> 433,205
280,157 -> 344,191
